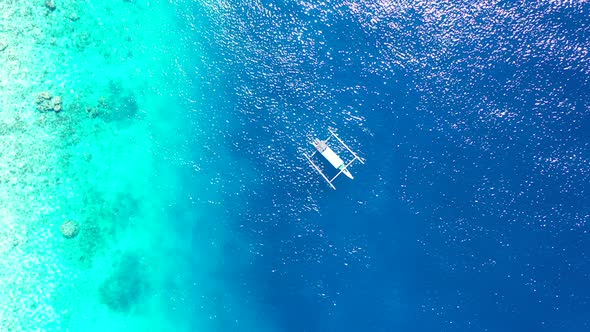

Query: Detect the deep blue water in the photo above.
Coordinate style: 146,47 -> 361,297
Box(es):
179,1 -> 589,331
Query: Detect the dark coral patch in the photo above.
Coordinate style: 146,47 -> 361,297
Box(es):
99,253 -> 150,312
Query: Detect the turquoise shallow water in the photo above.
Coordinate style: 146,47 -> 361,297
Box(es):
1,0 -> 270,330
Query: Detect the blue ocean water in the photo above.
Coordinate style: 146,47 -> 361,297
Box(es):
176,0 -> 589,331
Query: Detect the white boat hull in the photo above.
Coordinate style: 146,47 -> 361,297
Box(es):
320,145 -> 345,169
305,131 -> 364,189
314,140 -> 355,179
341,167 -> 354,179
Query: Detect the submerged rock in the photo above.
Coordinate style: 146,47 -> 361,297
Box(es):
36,91 -> 51,103
36,92 -> 63,112
69,12 -> 79,21
60,220 -> 79,239
45,0 -> 56,11
52,96 -> 62,112
0,41 -> 7,52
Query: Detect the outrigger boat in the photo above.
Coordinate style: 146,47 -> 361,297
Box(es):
303,129 -> 365,190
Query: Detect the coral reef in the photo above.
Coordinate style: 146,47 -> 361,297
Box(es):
0,0 -> 180,328
98,253 -> 150,312
45,0 -> 56,11
36,92 -> 62,112
60,220 -> 79,239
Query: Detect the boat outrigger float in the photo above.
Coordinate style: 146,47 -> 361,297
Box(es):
303,129 -> 365,190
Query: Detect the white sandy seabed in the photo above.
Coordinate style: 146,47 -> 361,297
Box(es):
0,0 -> 217,330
